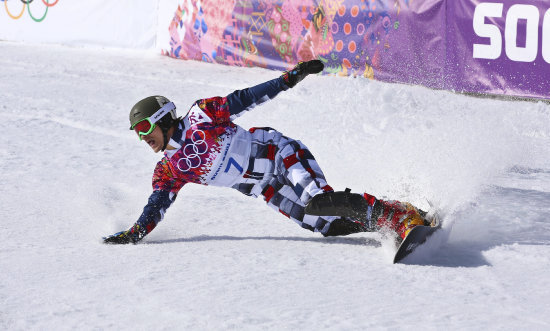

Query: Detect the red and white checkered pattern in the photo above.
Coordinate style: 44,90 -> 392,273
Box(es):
232,128 -> 338,234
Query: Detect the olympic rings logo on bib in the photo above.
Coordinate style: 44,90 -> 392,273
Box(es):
177,130 -> 209,172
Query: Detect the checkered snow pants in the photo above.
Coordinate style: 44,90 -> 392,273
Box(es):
233,128 -> 340,234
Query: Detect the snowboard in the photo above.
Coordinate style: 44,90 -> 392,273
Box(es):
304,190 -> 442,263
393,215 -> 441,264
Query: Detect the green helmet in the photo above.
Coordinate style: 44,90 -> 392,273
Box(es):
129,96 -> 178,151
129,96 -> 178,130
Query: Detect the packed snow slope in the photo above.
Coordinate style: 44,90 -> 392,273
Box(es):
1,42 -> 550,330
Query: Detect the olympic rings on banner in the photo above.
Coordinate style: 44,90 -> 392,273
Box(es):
3,0 -> 58,22
177,130 -> 209,172
27,0 -> 47,22
42,0 -> 58,7
4,0 -> 26,20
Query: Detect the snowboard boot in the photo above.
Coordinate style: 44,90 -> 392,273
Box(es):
365,193 -> 427,242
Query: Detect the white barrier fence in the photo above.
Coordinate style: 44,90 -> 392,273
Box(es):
0,0 -> 181,49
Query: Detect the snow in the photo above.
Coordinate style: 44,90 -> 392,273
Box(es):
1,41 -> 550,330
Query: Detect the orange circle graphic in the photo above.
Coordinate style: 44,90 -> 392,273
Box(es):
348,41 -> 356,53
335,40 -> 344,52
344,23 -> 352,35
338,5 -> 346,16
343,58 -> 352,69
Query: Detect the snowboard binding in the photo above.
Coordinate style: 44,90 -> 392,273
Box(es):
305,188 -> 374,229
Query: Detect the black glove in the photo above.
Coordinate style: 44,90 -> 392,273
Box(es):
103,224 -> 146,244
281,60 -> 324,88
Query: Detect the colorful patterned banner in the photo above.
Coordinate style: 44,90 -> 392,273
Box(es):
161,0 -> 550,100
162,0 -> 405,78
448,0 -> 550,99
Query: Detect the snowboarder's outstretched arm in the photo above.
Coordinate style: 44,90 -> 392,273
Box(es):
226,60 -> 324,119
103,159 -> 185,244
103,190 -> 177,244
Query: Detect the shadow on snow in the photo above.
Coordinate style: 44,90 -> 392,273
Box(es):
145,234 -> 381,248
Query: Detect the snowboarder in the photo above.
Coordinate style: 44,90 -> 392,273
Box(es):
103,60 -> 428,245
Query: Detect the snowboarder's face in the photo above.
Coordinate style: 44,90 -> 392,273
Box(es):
141,126 -> 164,153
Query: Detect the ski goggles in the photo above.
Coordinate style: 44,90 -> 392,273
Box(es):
131,102 -> 175,140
